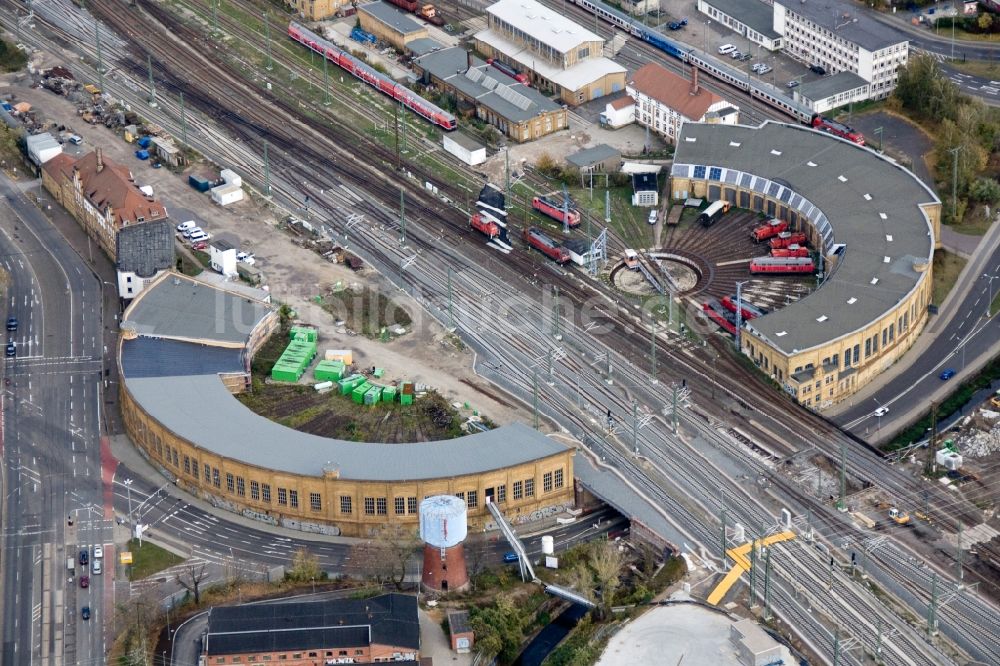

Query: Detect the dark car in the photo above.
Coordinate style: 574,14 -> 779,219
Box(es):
503,551 -> 519,563
810,65 -> 827,75
5,342 -> 14,357
79,549 -> 88,566
939,369 -> 956,380
6,317 -> 17,331
79,575 -> 89,589
740,53 -> 753,61
81,606 -> 91,620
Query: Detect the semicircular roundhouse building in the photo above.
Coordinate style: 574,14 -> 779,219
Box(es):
670,121 -> 941,410
118,273 -> 574,536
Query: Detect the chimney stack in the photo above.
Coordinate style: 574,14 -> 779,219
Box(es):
96,147 -> 104,173
691,65 -> 699,96
467,50 -> 473,72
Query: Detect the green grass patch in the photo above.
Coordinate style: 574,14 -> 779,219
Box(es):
318,287 -> 413,339
991,289 -> 1000,317
947,205 -> 995,236
932,249 -> 967,306
126,538 -> 184,581
543,616 -> 604,666
946,58 -> 1000,79
886,352 -> 1000,450
0,39 -> 27,72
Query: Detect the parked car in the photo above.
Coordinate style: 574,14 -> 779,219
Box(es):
189,231 -> 210,243
752,62 -> 765,72
5,342 -> 15,357
79,575 -> 89,589
939,368 -> 956,381
739,53 -> 752,61
718,43 -> 736,55
182,226 -> 201,238
236,252 -> 256,265
730,50 -> 743,59
647,210 -> 657,225
79,549 -> 88,566
93,545 -> 103,559
756,65 -> 772,74
192,241 -> 208,251
810,64 -> 827,75
787,80 -> 801,88
6,316 -> 17,331
81,606 -> 91,621
92,560 -> 102,575
503,552 -> 519,563
176,220 -> 196,232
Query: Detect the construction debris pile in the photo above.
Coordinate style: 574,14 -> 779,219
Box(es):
956,420 -> 1000,459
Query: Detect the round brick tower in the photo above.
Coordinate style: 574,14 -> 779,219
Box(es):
419,495 -> 469,593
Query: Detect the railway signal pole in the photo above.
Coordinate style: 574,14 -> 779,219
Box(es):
650,315 -> 657,384
505,145 -> 511,202
562,183 -> 570,234
928,573 -> 938,637
323,55 -> 331,106
720,507 -> 728,566
447,268 -> 454,331
179,92 -> 188,147
264,12 -> 273,71
95,24 -> 104,94
393,103 -> 400,170
631,400 -> 638,452
146,55 -> 157,107
948,146 -> 962,222
837,442 -> 847,511
399,188 -> 405,246
552,286 -> 561,340
734,280 -> 747,350
671,384 -> 678,433
763,547 -> 772,620
263,141 -> 271,197
957,520 -> 964,587
532,370 -> 539,429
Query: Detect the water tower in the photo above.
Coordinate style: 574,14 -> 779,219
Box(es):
419,495 -> 469,593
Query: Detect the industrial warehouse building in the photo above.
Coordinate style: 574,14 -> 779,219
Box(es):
474,0 -> 626,106
118,272 -> 575,536
697,0 -> 783,51
358,1 -> 429,52
414,46 -> 567,142
204,594 -> 419,664
671,122 -> 941,410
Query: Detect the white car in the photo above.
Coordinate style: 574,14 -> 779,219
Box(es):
189,231 -> 210,243
93,545 -> 103,559
874,406 -> 889,417
182,226 -> 202,238
236,252 -> 256,266
92,559 -> 102,575
176,220 -> 196,232
718,44 -> 736,55
756,65 -> 772,75
647,210 -> 657,225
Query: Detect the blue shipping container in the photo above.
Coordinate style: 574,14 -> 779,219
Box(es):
188,174 -> 211,192
137,136 -> 151,148
1,102 -> 11,111
135,149 -> 150,160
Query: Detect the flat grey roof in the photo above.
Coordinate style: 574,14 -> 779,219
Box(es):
673,122 -> 937,355
567,144 -> 621,168
796,71 -> 868,102
415,46 -> 561,123
116,220 -> 174,278
446,131 -> 486,152
703,0 -> 780,40
122,273 -> 274,345
359,2 -> 424,35
777,0 -> 908,52
123,368 -> 566,479
406,37 -> 444,56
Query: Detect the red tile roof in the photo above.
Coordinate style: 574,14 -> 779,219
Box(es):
609,95 -> 635,110
73,151 -> 167,225
41,152 -> 77,181
628,63 -> 723,121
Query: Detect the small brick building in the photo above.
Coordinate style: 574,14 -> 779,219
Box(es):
203,593 -> 420,665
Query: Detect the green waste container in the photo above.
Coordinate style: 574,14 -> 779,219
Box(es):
352,382 -> 371,404
381,386 -> 397,403
364,386 -> 382,405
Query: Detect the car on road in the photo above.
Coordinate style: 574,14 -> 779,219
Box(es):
92,560 -> 102,575
6,316 -> 17,331
81,606 -> 91,621
177,220 -> 197,233
79,549 -> 88,566
874,406 -> 889,417
939,368 -> 956,380
787,80 -> 800,88
718,44 -> 736,55
5,342 -> 15,357
192,241 -> 208,251
93,545 -> 103,559
810,64 -> 827,75
503,551 -> 519,563
79,575 -> 89,589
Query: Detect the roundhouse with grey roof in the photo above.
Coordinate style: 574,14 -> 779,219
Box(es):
117,272 -> 574,536
670,121 -> 940,410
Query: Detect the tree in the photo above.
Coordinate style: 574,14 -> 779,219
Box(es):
175,562 -> 208,605
351,526 -> 420,589
286,548 -> 325,582
469,594 -> 529,663
978,12 -> 993,31
536,152 -> 559,178
590,540 -> 624,613
969,177 -> 1000,205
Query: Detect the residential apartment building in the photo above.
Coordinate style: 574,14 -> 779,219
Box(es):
626,63 -> 739,142
774,0 -> 908,99
41,149 -> 168,257
474,0 -> 625,105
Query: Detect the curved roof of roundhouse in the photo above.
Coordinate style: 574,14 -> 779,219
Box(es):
672,121 -> 938,355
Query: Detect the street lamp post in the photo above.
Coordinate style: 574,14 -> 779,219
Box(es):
985,273 -> 998,318
123,478 -> 133,528
704,20 -> 710,53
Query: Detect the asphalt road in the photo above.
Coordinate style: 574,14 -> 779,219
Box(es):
0,174 -> 106,666
834,251 -> 1000,437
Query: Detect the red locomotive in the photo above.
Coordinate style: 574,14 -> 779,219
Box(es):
720,296 -> 766,320
470,212 -> 504,239
770,232 -> 807,249
703,300 -> 737,334
523,227 -> 571,263
771,245 -> 810,258
750,257 -> 815,274
811,114 -> 865,145
288,22 -> 456,130
532,196 -> 581,228
752,219 -> 788,242
487,58 -> 530,85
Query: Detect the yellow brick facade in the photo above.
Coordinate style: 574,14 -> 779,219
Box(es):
286,0 -> 350,21
671,174 -> 941,410
358,9 -> 428,51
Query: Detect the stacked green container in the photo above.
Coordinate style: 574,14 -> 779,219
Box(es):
271,363 -> 300,382
339,374 -> 364,395
381,386 -> 397,403
289,326 -> 318,343
364,386 -> 382,405
400,381 -> 414,406
314,360 -> 346,382
352,382 -> 371,404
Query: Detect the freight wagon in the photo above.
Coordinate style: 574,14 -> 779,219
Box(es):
532,196 -> 581,228
752,219 -> 788,242
750,257 -> 815,274
288,22 -> 456,130
523,227 -> 571,263
696,200 -> 731,227
769,231 -> 807,249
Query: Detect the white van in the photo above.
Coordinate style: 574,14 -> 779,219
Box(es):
176,220 -> 196,232
189,231 -> 210,243
718,44 -> 736,55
